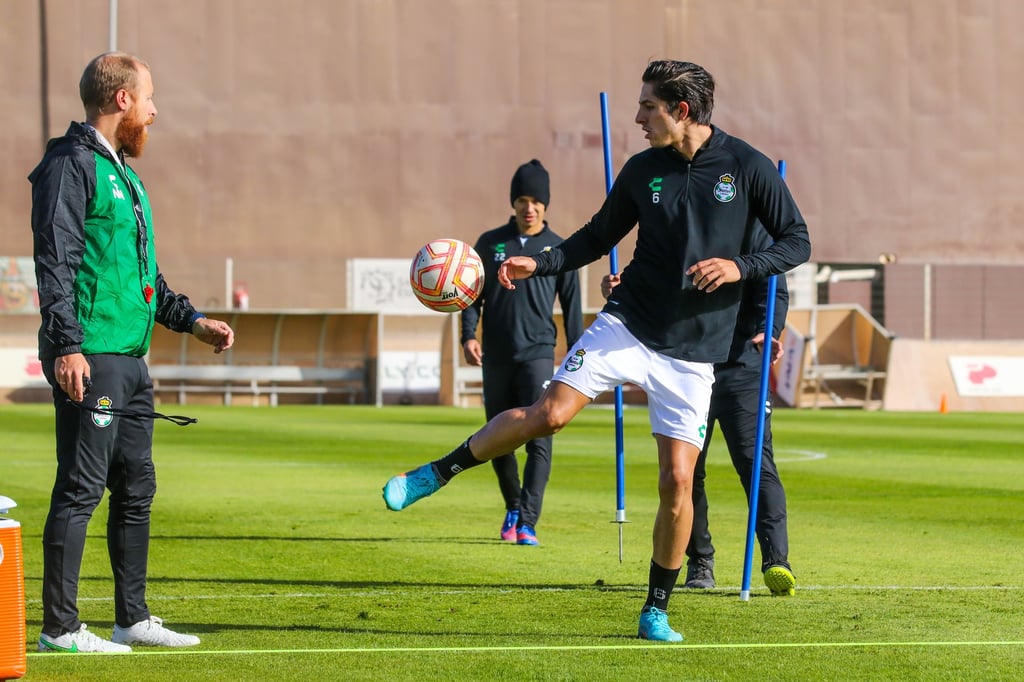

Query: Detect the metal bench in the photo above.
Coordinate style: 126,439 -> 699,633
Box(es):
453,365 -> 484,407
803,363 -> 888,408
148,364 -> 365,406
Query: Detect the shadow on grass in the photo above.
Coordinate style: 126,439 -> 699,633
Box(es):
23,574 -> 645,593
148,534 -> 505,545
23,619 -> 642,642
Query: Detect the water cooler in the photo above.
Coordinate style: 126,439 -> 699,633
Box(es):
0,496 -> 25,680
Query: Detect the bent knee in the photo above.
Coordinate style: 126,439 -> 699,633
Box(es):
526,404 -> 574,436
659,467 -> 694,497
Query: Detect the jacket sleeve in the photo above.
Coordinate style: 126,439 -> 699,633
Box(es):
154,270 -> 200,333
747,227 -> 791,339
734,154 -> 811,280
30,148 -> 89,356
556,268 -> 584,348
460,235 -> 485,344
772,273 -> 790,339
753,273 -> 790,339
533,165 -> 640,277
460,300 -> 481,345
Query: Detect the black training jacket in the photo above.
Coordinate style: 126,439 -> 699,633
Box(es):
719,225 -> 790,373
462,220 -> 583,364
532,126 -> 810,363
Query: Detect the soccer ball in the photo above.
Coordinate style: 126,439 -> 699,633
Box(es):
409,239 -> 485,312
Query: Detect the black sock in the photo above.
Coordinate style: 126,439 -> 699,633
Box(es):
644,560 -> 681,611
431,439 -> 483,484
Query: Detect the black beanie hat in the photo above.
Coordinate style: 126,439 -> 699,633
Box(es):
510,159 -> 550,208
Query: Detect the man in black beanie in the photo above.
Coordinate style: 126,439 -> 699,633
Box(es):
509,159 -> 551,208
460,159 -> 583,545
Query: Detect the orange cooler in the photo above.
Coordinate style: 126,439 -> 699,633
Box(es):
0,517 -> 26,680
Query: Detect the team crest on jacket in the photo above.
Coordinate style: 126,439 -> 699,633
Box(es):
564,349 -> 586,372
714,174 -> 737,202
92,396 -> 114,428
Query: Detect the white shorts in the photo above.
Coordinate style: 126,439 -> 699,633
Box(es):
553,312 -> 714,448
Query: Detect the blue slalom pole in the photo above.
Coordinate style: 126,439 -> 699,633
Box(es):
600,92 -> 627,562
740,159 -> 785,601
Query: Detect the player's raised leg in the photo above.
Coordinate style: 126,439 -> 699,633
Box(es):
383,382 -> 590,511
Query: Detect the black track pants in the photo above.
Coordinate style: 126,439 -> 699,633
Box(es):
688,366 -> 790,571
482,358 -> 554,529
41,354 -> 156,636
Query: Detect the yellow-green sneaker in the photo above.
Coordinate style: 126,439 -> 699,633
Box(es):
764,565 -> 796,596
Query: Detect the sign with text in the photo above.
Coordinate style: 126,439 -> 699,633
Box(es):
774,325 -> 806,407
948,356 -> 1024,397
0,257 -> 38,313
347,259 -> 423,312
0,348 -> 46,388
379,351 -> 440,392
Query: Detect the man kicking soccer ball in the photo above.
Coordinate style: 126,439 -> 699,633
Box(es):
383,59 -> 810,642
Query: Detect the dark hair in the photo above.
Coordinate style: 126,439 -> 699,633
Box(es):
79,52 -> 149,111
641,60 -> 715,125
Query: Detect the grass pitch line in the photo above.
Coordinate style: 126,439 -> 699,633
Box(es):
24,639 -> 1024,659
774,448 -> 828,463
54,583 -> 1022,605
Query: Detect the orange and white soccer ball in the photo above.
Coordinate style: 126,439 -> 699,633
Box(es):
409,238 -> 485,313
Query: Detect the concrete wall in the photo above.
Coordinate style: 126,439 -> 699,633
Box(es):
3,0 -> 1023,316
883,339 -> 1024,411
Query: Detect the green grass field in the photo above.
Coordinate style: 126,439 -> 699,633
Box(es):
2,404 -> 1023,681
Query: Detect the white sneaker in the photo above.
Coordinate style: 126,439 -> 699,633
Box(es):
111,615 -> 200,647
38,623 -> 132,653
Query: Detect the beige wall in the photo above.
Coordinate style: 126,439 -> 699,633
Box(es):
883,339 -> 1024,411
3,0 -> 1024,313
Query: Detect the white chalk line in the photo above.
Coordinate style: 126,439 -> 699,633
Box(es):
24,639 -> 1024,658
774,448 -> 828,463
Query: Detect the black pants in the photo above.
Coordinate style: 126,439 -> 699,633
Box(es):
41,354 -> 156,636
482,358 -> 554,528
687,366 -> 789,571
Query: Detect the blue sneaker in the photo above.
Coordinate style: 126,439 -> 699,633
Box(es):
637,606 -> 683,642
501,510 -> 519,541
516,525 -> 539,546
383,464 -> 441,511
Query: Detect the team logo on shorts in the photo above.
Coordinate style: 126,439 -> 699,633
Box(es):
564,349 -> 586,372
92,396 -> 114,428
714,174 -> 736,202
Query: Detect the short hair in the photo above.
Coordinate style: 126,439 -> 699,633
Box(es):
641,60 -> 715,126
79,52 -> 149,111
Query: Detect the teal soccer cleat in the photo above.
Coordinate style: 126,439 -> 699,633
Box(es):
383,464 -> 441,511
637,606 -> 684,643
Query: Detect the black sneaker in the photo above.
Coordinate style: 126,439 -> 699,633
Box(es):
684,556 -> 715,589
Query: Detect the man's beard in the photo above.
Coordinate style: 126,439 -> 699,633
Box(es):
116,110 -> 149,158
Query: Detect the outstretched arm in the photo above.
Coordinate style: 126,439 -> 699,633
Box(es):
192,317 -> 235,353
497,256 -> 538,289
